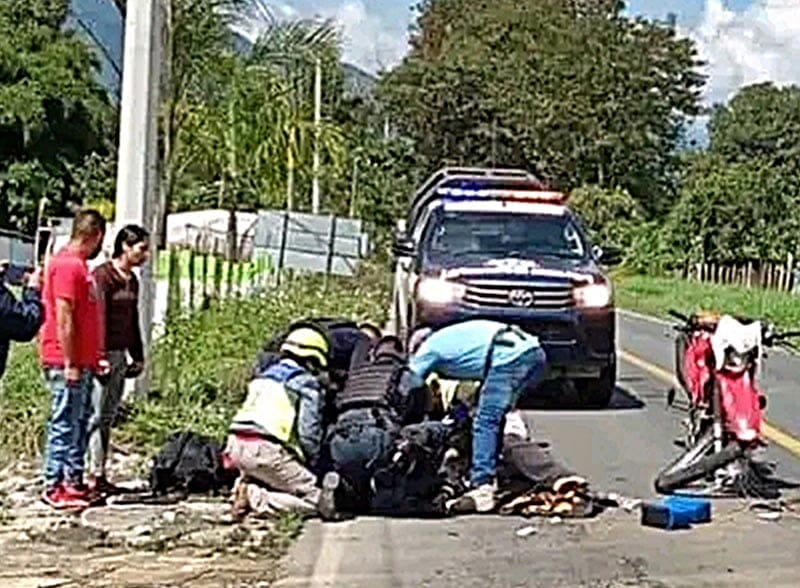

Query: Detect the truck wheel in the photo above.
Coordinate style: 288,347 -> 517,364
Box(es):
575,363 -> 616,409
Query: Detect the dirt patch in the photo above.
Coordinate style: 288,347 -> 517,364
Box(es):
0,460 -> 301,587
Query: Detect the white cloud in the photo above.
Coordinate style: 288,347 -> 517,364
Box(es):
688,0 -> 800,104
320,1 -> 409,73
235,2 -> 409,73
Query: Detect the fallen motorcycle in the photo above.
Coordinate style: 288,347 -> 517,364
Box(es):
655,310 -> 800,495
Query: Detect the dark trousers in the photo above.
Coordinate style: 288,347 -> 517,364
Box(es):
327,410 -> 398,512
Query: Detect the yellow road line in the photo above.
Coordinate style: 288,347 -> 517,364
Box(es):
619,349 -> 800,458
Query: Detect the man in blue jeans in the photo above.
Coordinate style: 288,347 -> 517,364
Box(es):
409,320 -> 547,513
39,210 -> 107,510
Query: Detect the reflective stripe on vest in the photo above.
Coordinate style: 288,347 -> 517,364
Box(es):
233,378 -> 300,447
336,359 -> 403,413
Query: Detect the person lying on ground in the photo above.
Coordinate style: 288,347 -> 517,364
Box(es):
225,325 -> 330,520
368,403 -> 473,518
409,319 -> 547,514
87,224 -> 150,496
320,335 -> 432,520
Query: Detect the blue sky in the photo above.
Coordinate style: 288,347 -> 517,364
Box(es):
270,1 -> 800,106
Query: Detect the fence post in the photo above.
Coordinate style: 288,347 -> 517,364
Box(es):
276,211 -> 290,287
201,248 -> 209,305
324,215 -> 338,289
166,246 -> 181,326
213,239 -> 223,301
188,240 -> 197,312
785,253 -> 794,292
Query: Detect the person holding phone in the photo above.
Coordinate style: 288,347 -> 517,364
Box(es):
87,225 -> 150,495
0,262 -> 43,380
39,209 -> 107,510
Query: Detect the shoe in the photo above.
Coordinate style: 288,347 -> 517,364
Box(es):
446,483 -> 497,514
231,477 -> 250,521
63,482 -> 104,506
88,475 -> 122,496
552,475 -> 588,494
503,410 -> 528,440
318,471 -> 352,522
41,484 -> 91,511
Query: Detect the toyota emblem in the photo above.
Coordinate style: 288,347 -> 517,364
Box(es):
508,289 -> 534,308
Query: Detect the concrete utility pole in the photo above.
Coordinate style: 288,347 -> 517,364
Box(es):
115,0 -> 164,399
311,56 -> 322,214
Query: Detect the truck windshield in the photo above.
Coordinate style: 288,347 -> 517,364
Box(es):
424,210 -> 587,263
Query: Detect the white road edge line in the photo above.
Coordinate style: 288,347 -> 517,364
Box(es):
307,520 -> 353,588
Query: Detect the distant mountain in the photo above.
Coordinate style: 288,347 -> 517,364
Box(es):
342,63 -> 378,100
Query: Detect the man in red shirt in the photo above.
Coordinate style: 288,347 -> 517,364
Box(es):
40,209 -> 107,510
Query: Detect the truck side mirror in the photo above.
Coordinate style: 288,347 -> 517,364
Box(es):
595,245 -> 622,266
392,232 -> 416,258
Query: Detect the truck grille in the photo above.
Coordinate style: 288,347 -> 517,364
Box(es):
462,280 -> 574,311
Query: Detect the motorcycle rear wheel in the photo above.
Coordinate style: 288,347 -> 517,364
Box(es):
654,431 -> 744,494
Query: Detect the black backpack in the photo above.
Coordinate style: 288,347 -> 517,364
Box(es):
149,431 -> 237,497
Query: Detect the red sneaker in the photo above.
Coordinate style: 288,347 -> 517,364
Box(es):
41,484 -> 90,510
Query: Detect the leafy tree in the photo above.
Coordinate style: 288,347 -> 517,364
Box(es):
0,0 -> 112,232
570,185 -> 645,254
380,0 -> 704,214
708,82 -> 800,172
660,154 -> 800,266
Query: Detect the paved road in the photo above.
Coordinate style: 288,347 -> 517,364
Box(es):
276,312 -> 800,588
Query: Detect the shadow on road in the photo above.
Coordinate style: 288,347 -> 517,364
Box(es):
517,379 -> 645,411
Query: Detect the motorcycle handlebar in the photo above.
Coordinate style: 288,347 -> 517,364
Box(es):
668,309 -> 691,323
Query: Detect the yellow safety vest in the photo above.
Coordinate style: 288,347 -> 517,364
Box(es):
231,378 -> 302,454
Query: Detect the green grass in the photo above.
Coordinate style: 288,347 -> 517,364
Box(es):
155,249 -> 272,281
0,260 -> 391,460
614,273 -> 800,329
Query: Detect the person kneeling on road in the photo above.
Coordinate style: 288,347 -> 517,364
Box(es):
409,320 -> 547,514
321,335 -> 431,520
225,325 -> 329,519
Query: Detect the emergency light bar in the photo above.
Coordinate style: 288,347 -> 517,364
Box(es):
436,187 -> 567,203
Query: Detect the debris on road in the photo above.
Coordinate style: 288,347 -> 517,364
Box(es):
515,525 -> 538,537
641,496 -> 712,530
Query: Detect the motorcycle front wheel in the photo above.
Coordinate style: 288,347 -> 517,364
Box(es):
654,430 -> 744,494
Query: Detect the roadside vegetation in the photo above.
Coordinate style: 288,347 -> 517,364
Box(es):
615,273 -> 800,329
0,262 -> 390,461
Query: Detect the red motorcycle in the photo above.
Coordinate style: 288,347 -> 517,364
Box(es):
655,310 -> 800,494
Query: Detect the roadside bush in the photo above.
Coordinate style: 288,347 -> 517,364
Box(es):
569,186 -> 646,256
118,261 -> 391,451
0,261 -> 391,460
0,345 -> 48,461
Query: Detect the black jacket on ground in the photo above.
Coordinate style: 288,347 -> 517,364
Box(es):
0,283 -> 43,378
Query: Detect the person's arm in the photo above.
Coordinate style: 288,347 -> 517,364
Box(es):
397,370 -> 433,425
93,266 -> 110,362
52,261 -> 82,382
293,373 -> 325,469
0,275 -> 43,342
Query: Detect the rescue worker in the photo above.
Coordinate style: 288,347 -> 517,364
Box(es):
408,319 -> 547,513
320,335 -> 431,519
225,325 -> 330,519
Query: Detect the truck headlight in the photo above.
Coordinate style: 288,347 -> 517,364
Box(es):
574,282 -> 612,308
417,278 -> 466,305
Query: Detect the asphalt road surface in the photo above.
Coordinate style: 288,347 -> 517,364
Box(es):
276,311 -> 800,588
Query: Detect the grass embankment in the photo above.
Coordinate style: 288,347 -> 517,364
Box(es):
614,273 -> 800,329
0,261 -> 390,461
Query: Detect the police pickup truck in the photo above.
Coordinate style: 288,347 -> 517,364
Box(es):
390,168 -> 618,407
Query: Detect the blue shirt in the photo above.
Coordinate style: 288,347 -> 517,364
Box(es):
408,320 -> 540,381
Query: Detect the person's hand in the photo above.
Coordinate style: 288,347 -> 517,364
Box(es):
125,361 -> 144,379
24,266 -> 42,290
97,358 -> 111,377
65,365 -> 81,385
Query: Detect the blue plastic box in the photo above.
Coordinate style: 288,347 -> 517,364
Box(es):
664,496 -> 712,524
641,497 -> 712,530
